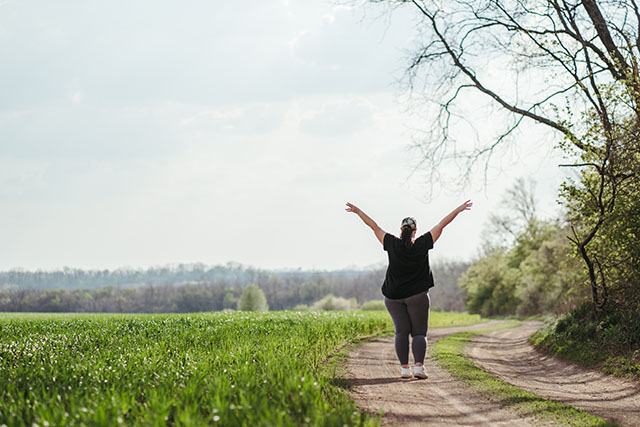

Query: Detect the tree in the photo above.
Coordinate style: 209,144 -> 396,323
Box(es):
222,291 -> 238,310
237,284 -> 269,312
376,0 -> 640,314
482,177 -> 538,251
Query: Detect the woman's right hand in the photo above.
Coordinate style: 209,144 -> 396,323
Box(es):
345,202 -> 360,214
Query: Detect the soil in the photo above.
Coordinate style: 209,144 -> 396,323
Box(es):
345,320 -> 640,426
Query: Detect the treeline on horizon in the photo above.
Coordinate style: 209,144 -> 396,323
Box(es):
0,261 -> 469,313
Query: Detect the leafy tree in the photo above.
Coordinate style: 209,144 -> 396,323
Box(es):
460,250 -> 519,316
237,284 -> 269,312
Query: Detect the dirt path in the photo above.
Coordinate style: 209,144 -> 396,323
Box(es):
346,320 -> 640,426
466,321 -> 640,426
345,321 -> 546,426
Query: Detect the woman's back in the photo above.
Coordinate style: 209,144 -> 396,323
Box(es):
382,232 -> 434,299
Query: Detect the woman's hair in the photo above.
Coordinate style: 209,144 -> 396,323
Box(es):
400,226 -> 413,248
400,217 -> 416,248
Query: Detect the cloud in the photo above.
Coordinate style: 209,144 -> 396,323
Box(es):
298,100 -> 374,137
181,103 -> 286,135
0,104 -> 180,160
0,157 -> 49,199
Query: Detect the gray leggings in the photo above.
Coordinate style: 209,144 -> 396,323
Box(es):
384,291 -> 430,365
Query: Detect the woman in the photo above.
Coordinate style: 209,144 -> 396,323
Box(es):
345,200 -> 472,379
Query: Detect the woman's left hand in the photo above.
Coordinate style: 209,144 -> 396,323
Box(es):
457,200 -> 473,212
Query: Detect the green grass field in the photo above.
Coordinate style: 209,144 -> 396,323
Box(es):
0,310 -> 482,426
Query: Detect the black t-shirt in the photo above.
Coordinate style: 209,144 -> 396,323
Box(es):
381,232 -> 434,299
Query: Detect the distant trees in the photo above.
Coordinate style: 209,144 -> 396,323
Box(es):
0,261 -> 471,313
428,261 -> 470,312
0,262 -> 259,291
237,285 -> 269,312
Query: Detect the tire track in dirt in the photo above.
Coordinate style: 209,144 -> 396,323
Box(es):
466,321 -> 640,426
345,321 -> 547,426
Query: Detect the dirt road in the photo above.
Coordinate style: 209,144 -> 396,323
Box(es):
346,321 -> 640,426
345,321 -> 542,426
466,321 -> 640,426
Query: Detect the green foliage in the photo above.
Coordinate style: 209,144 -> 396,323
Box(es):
460,218 -> 585,317
311,295 -> 358,311
460,250 -> 518,317
433,324 -> 615,426
359,300 -> 385,311
236,284 -> 268,312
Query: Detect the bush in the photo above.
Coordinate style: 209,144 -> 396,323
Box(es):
311,294 -> 358,311
360,300 -> 385,311
237,284 -> 269,311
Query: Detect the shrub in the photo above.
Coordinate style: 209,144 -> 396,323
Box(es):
311,294 -> 358,311
237,284 -> 269,311
360,300 -> 385,311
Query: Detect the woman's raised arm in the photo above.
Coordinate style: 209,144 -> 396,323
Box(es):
345,202 -> 386,245
429,200 -> 472,244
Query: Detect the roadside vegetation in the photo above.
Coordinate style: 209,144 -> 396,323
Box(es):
0,310 -> 482,426
531,305 -> 640,381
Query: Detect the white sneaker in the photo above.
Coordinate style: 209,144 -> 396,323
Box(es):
401,367 -> 413,378
413,365 -> 428,379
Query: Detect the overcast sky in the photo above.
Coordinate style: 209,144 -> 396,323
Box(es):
0,0 -> 568,271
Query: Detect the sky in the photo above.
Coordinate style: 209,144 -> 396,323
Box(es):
0,0 -> 569,271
